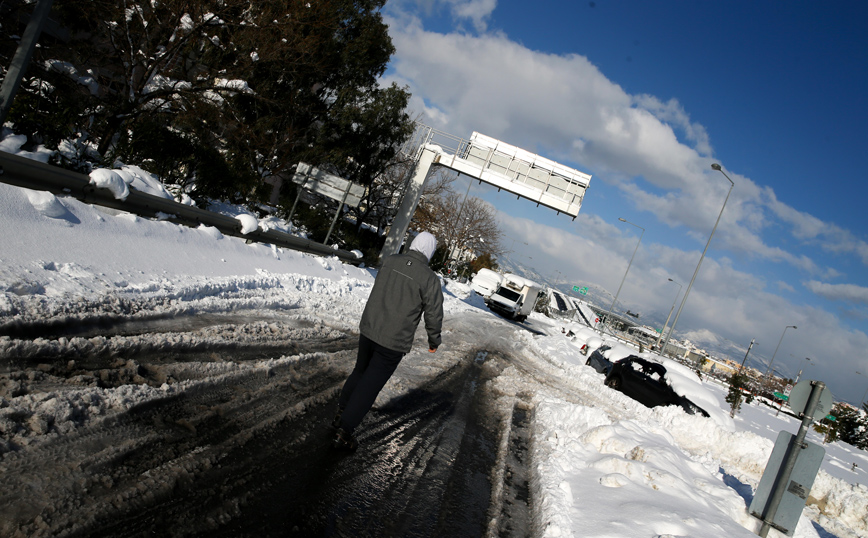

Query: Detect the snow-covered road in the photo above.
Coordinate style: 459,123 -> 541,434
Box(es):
0,295 -> 575,537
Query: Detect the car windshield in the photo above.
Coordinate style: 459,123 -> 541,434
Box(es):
495,288 -> 521,302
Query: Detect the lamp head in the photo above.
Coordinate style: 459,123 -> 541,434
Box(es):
618,217 -> 626,222
711,163 -> 722,171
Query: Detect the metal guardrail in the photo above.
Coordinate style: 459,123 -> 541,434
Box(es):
0,151 -> 362,264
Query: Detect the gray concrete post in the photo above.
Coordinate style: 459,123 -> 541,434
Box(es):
380,148 -> 437,259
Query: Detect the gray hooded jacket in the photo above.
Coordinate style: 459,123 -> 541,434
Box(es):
359,234 -> 444,353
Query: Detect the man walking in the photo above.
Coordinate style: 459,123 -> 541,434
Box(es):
333,231 -> 444,451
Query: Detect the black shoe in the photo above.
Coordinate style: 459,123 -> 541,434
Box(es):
331,406 -> 345,429
333,428 -> 358,452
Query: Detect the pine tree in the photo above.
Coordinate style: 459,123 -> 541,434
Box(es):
3,0 -> 413,203
834,404 -> 868,450
726,372 -> 754,417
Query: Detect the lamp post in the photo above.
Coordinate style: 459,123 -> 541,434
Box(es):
504,239 -> 527,269
604,218 -> 644,333
858,372 -> 868,407
739,338 -> 757,374
765,325 -> 797,390
655,278 -> 682,352
795,357 -> 811,384
730,338 -> 758,418
553,270 -> 563,292
662,163 -> 735,356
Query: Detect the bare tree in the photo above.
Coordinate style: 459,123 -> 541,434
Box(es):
347,155 -> 417,235
411,168 -> 459,236
412,171 -> 503,266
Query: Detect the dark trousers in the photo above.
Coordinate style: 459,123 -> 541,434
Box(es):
338,335 -> 405,433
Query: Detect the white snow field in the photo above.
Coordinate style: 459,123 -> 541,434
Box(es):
1,143 -> 868,537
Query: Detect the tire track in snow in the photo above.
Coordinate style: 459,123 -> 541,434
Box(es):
0,348 -> 356,537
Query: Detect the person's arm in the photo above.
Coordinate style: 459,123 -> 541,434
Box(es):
423,275 -> 444,351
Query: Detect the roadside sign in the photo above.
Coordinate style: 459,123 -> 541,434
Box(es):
572,286 -> 588,295
788,381 -> 833,417
292,162 -> 365,207
826,415 -> 836,422
750,431 -> 825,536
773,392 -> 789,401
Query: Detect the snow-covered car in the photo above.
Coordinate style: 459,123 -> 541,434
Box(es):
604,356 -> 709,417
469,268 -> 503,298
585,345 -> 613,374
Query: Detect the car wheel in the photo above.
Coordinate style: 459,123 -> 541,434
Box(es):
605,376 -> 621,390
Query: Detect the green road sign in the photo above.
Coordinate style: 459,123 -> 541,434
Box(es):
773,392 -> 789,401
572,286 -> 588,295
826,415 -> 836,422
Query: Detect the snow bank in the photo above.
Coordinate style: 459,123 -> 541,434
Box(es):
532,398 -> 762,537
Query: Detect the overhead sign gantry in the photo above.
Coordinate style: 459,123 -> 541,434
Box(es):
436,132 -> 590,217
382,125 -> 593,257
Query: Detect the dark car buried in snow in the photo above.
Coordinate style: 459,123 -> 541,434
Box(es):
585,345 -> 614,375
604,356 -> 709,417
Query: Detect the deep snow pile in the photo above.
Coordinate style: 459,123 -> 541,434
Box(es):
2,138 -> 868,537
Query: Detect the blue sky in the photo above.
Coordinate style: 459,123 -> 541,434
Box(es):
381,0 -> 868,403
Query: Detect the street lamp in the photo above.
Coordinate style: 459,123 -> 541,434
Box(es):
504,239 -> 527,268
795,357 -> 811,384
739,338 -> 758,374
765,325 -> 797,388
604,218 -> 644,333
662,163 -> 735,356
730,337 -> 758,418
858,372 -> 868,407
655,278 -> 682,352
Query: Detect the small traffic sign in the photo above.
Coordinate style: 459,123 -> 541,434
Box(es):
788,381 -> 833,417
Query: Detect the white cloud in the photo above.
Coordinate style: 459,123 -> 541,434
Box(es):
380,8 -> 868,399
766,188 -> 868,265
449,0 -> 497,31
632,94 -> 712,156
806,281 -> 868,306
776,281 -> 796,292
383,21 -> 868,277
392,0 -> 497,32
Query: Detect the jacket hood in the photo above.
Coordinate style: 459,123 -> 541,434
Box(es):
409,232 -> 437,262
